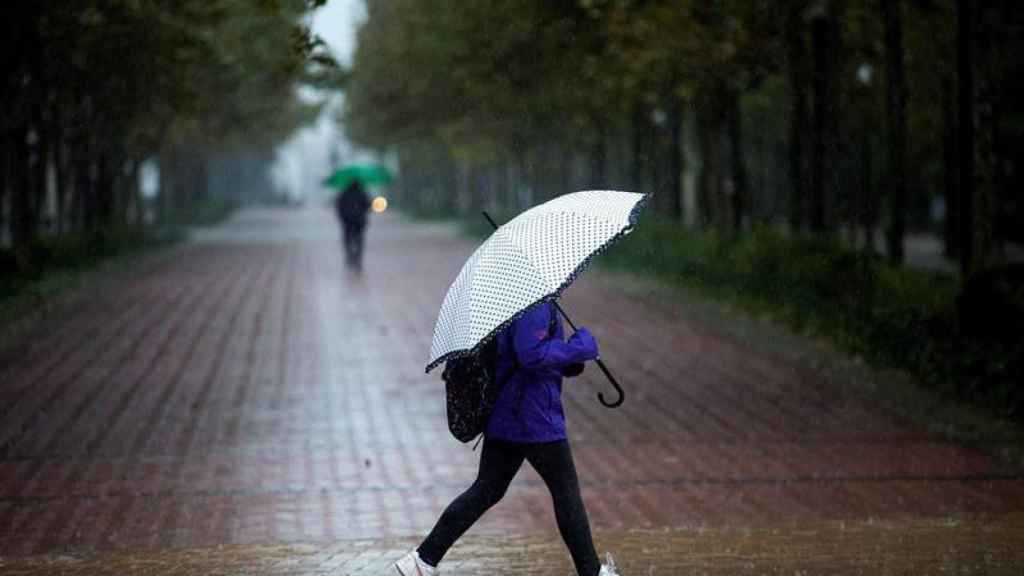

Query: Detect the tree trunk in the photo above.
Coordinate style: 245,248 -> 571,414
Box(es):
444,154 -> 456,214
157,149 -> 174,226
70,146 -> 86,233
500,154 -> 513,214
647,106 -> 662,208
787,4 -> 808,233
12,125 -> 34,250
882,0 -> 908,263
558,145 -> 572,198
631,99 -> 646,193
129,159 -> 143,227
452,156 -> 467,215
957,0 -> 975,276
589,121 -> 607,188
515,149 -> 528,212
861,132 -> 877,252
809,11 -> 832,234
95,152 -> 115,231
971,0 -> 1001,273
519,149 -> 534,210
32,124 -> 49,235
942,74 -> 959,258
0,133 -> 8,247
727,90 -> 747,232
193,154 -> 208,207
668,94 -> 684,222
115,155 -> 131,226
696,111 -> 720,228
172,152 -> 189,219
751,105 -> 767,223
54,127 -> 67,235
487,162 -> 500,213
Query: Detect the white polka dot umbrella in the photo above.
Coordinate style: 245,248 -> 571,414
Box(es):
426,190 -> 649,407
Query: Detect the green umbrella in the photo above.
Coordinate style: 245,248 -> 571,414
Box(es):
323,164 -> 393,189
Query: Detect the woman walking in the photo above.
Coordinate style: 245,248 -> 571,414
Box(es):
395,300 -> 619,576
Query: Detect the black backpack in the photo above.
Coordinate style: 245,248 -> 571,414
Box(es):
442,337 -> 503,443
442,305 -> 557,443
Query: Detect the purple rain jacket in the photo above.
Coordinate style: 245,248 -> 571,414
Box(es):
484,301 -> 600,443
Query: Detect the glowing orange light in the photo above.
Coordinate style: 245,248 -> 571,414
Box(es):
372,196 -> 388,213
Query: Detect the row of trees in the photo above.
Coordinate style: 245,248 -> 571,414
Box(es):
1,0 -> 334,265
343,0 -> 1021,277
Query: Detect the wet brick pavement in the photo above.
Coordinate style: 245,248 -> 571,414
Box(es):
0,206 -> 1022,573
1,516 -> 1022,575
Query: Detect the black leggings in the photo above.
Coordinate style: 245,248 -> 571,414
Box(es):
418,438 -> 600,576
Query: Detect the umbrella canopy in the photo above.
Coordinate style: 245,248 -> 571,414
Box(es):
426,189 -> 648,374
323,163 -> 393,189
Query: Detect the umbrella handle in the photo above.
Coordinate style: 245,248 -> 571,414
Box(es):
594,358 -> 625,408
550,301 -> 623,409
482,210 -> 624,410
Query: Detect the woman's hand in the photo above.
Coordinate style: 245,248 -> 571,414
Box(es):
512,306 -> 599,370
567,327 -> 599,361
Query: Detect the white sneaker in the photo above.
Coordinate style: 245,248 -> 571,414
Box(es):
394,550 -> 438,576
598,552 -> 620,576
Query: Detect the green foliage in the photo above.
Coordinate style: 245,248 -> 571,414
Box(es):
164,198 -> 240,228
0,198 -> 234,326
349,0 -> 1021,422
0,227 -> 173,315
344,1 -> 617,157
343,0 -> 785,160
601,220 -> 1021,421
20,0 -> 325,157
340,0 -> 1019,255
1,0 -> 330,259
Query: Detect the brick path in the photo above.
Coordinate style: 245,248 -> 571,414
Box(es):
0,206 -> 1022,573
2,515 -> 1023,575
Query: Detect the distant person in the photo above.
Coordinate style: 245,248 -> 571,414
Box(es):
334,180 -> 371,269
